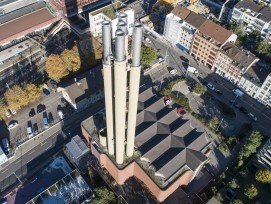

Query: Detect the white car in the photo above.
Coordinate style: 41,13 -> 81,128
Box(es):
10,108 -> 16,115
248,113 -> 257,121
27,127 -> 34,138
8,122 -> 18,130
170,68 -> 178,75
232,89 -> 244,97
145,37 -> 151,44
58,110 -> 64,120
158,57 -> 165,64
207,83 -> 215,90
6,111 -> 11,118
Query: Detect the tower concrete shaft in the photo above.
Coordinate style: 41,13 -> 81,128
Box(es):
103,64 -> 115,155
114,30 -> 127,165
126,23 -> 143,157
102,21 -> 114,155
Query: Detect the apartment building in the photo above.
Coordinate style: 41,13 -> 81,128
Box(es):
213,42 -> 259,84
190,20 -> 237,68
230,0 -> 271,41
238,64 -> 271,106
163,7 -> 206,52
89,2 -> 134,37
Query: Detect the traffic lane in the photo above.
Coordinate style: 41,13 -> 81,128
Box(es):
211,74 -> 271,119
0,101 -> 104,193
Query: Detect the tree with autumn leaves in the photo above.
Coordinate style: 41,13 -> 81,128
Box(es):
46,45 -> 81,80
0,84 -> 42,119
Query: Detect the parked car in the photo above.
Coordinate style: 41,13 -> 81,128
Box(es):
207,83 -> 215,90
6,111 -> 11,118
58,110 -> 64,120
1,138 -> 10,154
37,104 -> 46,113
145,37 -> 151,43
157,56 -> 165,64
43,88 -> 50,96
10,108 -> 16,115
8,121 -> 18,130
29,108 -> 36,117
248,113 -> 257,121
48,112 -> 54,124
43,116 -> 49,129
214,89 -> 223,95
170,68 -> 178,75
27,127 -> 34,138
33,123 -> 38,134
239,107 -> 248,114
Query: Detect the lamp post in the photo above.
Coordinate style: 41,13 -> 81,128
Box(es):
216,118 -> 224,132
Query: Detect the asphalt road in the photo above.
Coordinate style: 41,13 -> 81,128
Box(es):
144,29 -> 271,136
0,100 -> 104,195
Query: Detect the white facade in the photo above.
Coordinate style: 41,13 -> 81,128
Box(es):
238,74 -> 261,98
230,7 -> 271,40
255,74 -> 271,106
163,13 -> 196,52
89,7 -> 134,38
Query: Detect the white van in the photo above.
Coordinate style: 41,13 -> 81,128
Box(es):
232,89 -> 244,97
187,66 -> 198,74
27,127 -> 34,138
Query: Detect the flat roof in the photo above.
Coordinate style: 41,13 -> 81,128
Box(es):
0,0 -> 37,14
0,7 -> 55,43
0,40 -> 33,63
90,1 -> 125,19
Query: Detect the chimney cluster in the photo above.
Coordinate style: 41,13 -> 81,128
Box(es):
101,14 -> 143,164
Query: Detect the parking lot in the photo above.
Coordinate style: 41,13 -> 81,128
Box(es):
0,91 -> 74,154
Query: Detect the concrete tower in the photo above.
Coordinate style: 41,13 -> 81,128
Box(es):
102,19 -> 143,165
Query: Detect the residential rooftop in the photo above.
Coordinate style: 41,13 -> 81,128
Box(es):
221,42 -> 258,69
171,6 -> 206,28
235,0 -> 271,22
242,63 -> 271,85
90,1 -> 126,19
59,68 -> 104,104
198,20 -> 234,45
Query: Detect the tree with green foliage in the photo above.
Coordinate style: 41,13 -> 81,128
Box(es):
141,46 -> 157,67
255,169 -> 271,183
228,179 -> 240,189
92,186 -> 117,204
238,131 -> 263,160
231,199 -> 243,204
215,192 -> 224,202
250,30 -> 261,41
46,54 -> 69,81
256,39 -> 271,55
192,83 -> 207,95
61,45 -> 81,72
244,184 -> 258,199
25,83 -> 41,103
258,2 -> 265,7
209,116 -> 220,132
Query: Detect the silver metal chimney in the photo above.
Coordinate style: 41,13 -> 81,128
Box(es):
115,29 -> 125,62
117,20 -> 128,35
131,23 -> 143,67
118,12 -> 128,24
102,20 -> 112,65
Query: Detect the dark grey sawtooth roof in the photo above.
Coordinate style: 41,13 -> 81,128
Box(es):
135,88 -> 210,181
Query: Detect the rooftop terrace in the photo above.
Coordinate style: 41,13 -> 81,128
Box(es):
90,1 -> 125,19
